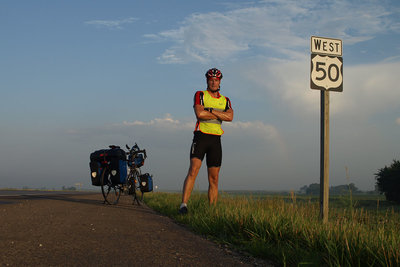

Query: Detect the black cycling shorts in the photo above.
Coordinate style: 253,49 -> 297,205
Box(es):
190,131 -> 222,167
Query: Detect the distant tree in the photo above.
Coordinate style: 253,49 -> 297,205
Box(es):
330,184 -> 348,195
348,183 -> 360,194
299,185 -> 308,194
330,183 -> 360,195
306,183 -> 320,195
375,160 -> 400,203
300,183 -> 361,195
62,186 -> 76,191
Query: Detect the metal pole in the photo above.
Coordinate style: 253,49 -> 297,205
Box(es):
320,90 -> 330,223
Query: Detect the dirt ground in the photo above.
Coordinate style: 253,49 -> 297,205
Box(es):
0,193 -> 274,266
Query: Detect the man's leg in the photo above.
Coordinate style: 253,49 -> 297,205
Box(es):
182,157 -> 202,204
207,166 -> 220,205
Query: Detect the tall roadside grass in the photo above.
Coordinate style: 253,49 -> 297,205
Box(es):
144,192 -> 400,266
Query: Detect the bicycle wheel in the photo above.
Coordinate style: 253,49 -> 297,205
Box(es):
101,167 -> 121,205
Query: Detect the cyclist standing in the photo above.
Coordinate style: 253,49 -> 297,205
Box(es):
179,68 -> 234,214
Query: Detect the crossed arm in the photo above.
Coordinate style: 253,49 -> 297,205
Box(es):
194,104 -> 234,122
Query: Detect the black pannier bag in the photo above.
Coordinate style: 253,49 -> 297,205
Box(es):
90,149 -> 108,186
139,173 -> 153,192
107,148 -> 127,185
90,161 -> 103,186
90,148 -> 127,186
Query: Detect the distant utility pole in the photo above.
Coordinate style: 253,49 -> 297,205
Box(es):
310,36 -> 343,223
75,183 -> 83,190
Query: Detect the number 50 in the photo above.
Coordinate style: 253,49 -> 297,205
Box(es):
311,54 -> 343,91
315,62 -> 340,82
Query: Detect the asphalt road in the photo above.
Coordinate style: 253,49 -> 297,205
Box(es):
0,192 -> 273,266
0,190 -> 85,196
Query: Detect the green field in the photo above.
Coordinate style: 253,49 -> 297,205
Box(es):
144,192 -> 400,266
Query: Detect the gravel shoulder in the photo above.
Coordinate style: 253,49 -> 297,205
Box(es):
0,193 -> 274,266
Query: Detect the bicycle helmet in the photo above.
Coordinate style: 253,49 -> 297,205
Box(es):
205,68 -> 223,80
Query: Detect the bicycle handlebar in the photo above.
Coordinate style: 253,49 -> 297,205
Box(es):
126,143 -> 147,159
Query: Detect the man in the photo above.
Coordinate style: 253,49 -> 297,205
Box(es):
179,68 -> 234,214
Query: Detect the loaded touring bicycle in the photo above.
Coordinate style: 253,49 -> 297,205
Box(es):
90,143 -> 153,205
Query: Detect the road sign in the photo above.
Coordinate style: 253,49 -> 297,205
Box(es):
311,36 -> 342,56
310,36 -> 343,92
311,54 -> 343,91
309,35 -> 343,223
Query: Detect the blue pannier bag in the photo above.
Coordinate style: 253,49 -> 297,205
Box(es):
134,154 -> 144,167
128,153 -> 144,167
139,173 -> 153,192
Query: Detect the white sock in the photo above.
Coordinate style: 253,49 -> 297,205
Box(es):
180,203 -> 187,209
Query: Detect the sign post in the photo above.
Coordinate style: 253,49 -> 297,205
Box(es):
310,36 -> 343,223
320,90 -> 329,223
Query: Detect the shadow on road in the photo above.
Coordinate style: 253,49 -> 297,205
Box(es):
0,192 -> 156,215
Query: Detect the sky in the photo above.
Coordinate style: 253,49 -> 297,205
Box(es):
1,0 -> 399,191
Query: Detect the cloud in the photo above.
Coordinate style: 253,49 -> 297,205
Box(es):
231,57 -> 400,118
122,113 -> 193,130
330,61 -> 400,117
397,118 -> 400,125
110,113 -> 286,154
225,121 -> 280,140
148,0 -> 398,64
122,113 -> 282,139
225,120 -> 289,159
85,17 -> 137,30
228,56 -> 319,114
145,0 -> 400,122
122,114 -> 288,158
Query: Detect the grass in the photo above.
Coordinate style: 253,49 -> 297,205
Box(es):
144,191 -> 400,266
